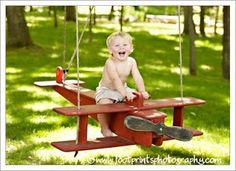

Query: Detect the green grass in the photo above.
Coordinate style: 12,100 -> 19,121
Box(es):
5,10 -> 230,165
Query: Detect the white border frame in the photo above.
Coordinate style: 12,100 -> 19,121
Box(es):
1,0 -> 235,170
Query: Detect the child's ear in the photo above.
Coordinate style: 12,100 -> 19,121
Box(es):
108,48 -> 113,54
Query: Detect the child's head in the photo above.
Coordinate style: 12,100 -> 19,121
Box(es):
106,32 -> 134,60
106,32 -> 133,49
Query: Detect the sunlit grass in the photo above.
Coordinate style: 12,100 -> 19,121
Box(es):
24,101 -> 60,112
129,22 -> 180,35
29,115 -> 62,124
200,64 -> 213,71
27,16 -> 52,28
6,67 -> 23,74
170,66 -> 188,75
80,66 -> 103,72
6,139 -> 27,154
195,39 -> 222,51
156,80 -> 173,88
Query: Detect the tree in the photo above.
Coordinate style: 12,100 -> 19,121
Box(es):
199,6 -> 206,37
48,6 -> 52,16
29,6 -> 34,12
183,6 -> 196,35
120,6 -> 124,31
89,6 -> 93,43
108,6 -> 115,21
222,6 -> 230,80
214,6 -> 220,35
66,6 -> 76,22
53,6 -> 58,27
6,6 -> 33,47
93,6 -> 96,25
183,7 -> 190,34
188,6 -> 197,75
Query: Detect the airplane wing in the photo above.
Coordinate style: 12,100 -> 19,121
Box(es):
53,103 -> 137,116
34,80 -> 84,87
53,97 -> 205,116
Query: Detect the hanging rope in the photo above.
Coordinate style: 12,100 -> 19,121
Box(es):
66,6 -> 95,72
61,6 -> 95,85
75,6 -> 80,110
62,6 -> 94,92
177,6 -> 184,100
63,6 -> 67,68
75,6 -> 80,152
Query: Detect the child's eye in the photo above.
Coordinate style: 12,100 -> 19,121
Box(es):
115,45 -> 119,47
123,44 -> 128,46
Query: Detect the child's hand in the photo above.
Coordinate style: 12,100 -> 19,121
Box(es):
125,92 -> 136,101
141,91 -> 150,100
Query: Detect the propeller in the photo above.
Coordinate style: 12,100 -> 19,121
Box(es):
124,115 -> 193,141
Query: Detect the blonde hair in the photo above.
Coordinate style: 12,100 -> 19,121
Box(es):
106,31 -> 134,49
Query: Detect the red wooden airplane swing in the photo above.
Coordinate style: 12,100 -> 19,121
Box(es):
34,66 -> 205,153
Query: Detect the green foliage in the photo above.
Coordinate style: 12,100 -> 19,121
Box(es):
146,6 -> 178,15
5,8 -> 229,166
124,6 -> 147,21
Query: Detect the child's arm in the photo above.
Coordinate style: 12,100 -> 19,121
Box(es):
130,58 -> 150,99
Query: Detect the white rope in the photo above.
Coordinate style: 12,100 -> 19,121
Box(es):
75,6 -> 80,110
66,6 -> 94,71
63,6 -> 67,68
75,6 -> 80,146
178,6 -> 184,100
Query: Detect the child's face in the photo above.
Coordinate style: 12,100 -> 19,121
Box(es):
108,36 -> 133,61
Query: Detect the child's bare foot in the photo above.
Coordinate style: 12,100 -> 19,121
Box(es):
101,129 -> 113,137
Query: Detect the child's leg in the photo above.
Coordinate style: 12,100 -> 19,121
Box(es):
97,98 -> 114,137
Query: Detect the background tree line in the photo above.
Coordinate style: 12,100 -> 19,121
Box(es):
6,6 -> 230,80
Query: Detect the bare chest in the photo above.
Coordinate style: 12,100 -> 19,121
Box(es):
115,62 -> 132,78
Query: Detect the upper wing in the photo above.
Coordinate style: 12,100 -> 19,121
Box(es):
53,97 -> 205,116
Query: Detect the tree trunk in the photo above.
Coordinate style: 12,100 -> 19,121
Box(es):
48,6 -> 52,16
53,6 -> 58,28
6,6 -> 33,47
183,7 -> 189,34
89,6 -> 93,43
200,6 -> 206,37
222,6 -> 230,80
120,6 -> 124,32
183,6 -> 196,35
108,6 -> 115,21
66,6 -> 76,22
29,6 -> 33,12
93,6 -> 96,25
188,6 -> 196,75
214,6 -> 219,35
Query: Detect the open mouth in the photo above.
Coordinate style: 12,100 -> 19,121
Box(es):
118,51 -> 126,57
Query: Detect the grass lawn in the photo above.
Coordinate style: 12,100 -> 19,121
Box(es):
5,9 -> 230,166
